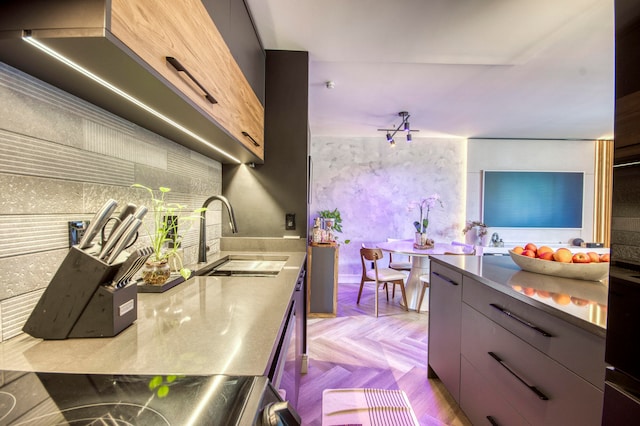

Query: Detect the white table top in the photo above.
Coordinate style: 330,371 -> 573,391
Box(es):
376,240 -> 468,256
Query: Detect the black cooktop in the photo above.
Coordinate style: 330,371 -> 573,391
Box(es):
0,370 -> 264,425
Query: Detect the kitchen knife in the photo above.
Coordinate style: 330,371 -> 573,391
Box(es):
106,218 -> 142,264
110,203 -> 137,234
133,205 -> 148,220
112,246 -> 152,287
98,214 -> 135,260
78,199 -> 118,250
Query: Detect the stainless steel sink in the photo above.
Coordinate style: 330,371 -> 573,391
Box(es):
198,255 -> 289,277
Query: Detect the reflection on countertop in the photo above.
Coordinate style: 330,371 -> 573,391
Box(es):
430,254 -> 609,335
0,249 -> 307,377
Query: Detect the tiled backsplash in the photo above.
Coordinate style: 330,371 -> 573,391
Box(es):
0,62 -> 224,340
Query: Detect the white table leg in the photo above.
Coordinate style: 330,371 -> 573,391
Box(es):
404,256 -> 430,311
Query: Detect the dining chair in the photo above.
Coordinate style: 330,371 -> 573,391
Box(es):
358,247 -> 409,317
416,243 -> 476,313
387,238 -> 412,272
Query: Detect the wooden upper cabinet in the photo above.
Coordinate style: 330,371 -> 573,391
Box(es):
110,0 -> 264,159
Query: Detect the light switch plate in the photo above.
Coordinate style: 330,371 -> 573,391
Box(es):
286,213 -> 296,230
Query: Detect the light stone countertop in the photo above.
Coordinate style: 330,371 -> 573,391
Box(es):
0,250 -> 306,376
429,255 -> 609,337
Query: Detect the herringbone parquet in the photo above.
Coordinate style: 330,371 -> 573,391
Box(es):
297,280 -> 472,425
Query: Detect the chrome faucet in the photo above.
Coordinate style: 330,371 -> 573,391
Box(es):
198,195 -> 238,263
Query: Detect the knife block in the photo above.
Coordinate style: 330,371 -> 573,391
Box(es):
23,246 -> 137,340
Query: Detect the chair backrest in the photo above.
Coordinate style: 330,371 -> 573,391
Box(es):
387,238 -> 411,263
360,246 -> 382,281
361,247 -> 383,262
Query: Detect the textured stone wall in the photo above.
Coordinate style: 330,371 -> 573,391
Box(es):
309,136 -> 467,276
0,62 -> 223,338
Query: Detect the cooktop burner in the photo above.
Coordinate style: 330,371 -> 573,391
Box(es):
0,370 -> 264,425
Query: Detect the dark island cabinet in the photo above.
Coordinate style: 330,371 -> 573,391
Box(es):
427,262 -> 463,403
428,259 -> 605,426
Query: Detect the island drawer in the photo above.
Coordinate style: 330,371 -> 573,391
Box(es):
430,262 -> 462,286
460,356 -> 530,426
462,277 -> 605,389
461,303 -> 603,426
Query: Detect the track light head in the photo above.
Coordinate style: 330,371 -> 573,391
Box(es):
378,111 -> 419,146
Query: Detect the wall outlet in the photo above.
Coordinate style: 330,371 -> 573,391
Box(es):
286,213 -> 296,230
68,220 -> 89,248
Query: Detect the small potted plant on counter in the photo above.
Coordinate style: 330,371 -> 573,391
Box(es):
132,184 -> 206,285
314,208 -> 350,244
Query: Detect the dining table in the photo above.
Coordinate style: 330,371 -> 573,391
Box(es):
376,239 -> 474,311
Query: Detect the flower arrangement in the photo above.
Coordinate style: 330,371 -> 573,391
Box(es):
132,184 -> 206,280
407,193 -> 444,234
462,220 -> 488,238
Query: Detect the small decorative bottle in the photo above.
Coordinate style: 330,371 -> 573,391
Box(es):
312,217 -> 322,243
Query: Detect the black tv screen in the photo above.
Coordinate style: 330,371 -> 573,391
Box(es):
482,171 -> 584,228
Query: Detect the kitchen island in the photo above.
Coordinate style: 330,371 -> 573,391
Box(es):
428,255 -> 607,426
0,250 -> 306,377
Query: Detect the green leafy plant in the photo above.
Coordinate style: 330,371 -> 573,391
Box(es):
318,208 -> 350,244
133,184 -> 206,279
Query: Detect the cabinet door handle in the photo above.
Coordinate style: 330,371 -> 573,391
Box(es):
431,271 -> 459,286
166,56 -> 217,104
488,352 -> 549,400
241,131 -> 260,147
486,416 -> 500,426
489,303 -> 552,337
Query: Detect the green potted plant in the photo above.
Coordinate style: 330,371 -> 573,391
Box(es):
318,208 -> 350,244
133,184 -> 206,284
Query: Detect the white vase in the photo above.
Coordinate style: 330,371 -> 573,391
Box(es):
414,232 -> 434,248
465,226 -> 487,246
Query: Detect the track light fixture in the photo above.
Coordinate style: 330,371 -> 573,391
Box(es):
378,111 -> 420,145
386,132 -> 394,145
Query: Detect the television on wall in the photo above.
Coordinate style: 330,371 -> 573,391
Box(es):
482,171 -> 584,229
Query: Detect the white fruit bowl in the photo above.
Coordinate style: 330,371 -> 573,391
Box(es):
508,250 -> 609,282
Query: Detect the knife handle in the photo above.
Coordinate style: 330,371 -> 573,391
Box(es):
78,199 -> 118,250
99,214 -> 135,260
133,205 -> 148,220
110,203 -> 137,234
106,218 -> 142,264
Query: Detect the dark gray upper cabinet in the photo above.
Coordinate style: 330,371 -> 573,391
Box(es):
203,0 -> 265,105
614,0 -> 640,164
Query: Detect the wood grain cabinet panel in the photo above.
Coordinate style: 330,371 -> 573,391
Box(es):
111,0 -> 263,158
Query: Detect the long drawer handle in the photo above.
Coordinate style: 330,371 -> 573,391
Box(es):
488,352 -> 549,400
487,416 -> 500,426
166,56 -> 217,104
241,131 -> 261,147
489,303 -> 552,337
431,271 -> 459,286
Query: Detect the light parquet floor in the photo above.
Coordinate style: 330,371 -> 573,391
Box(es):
297,281 -> 472,425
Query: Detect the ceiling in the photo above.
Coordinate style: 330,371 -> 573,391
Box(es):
245,0 -> 614,141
